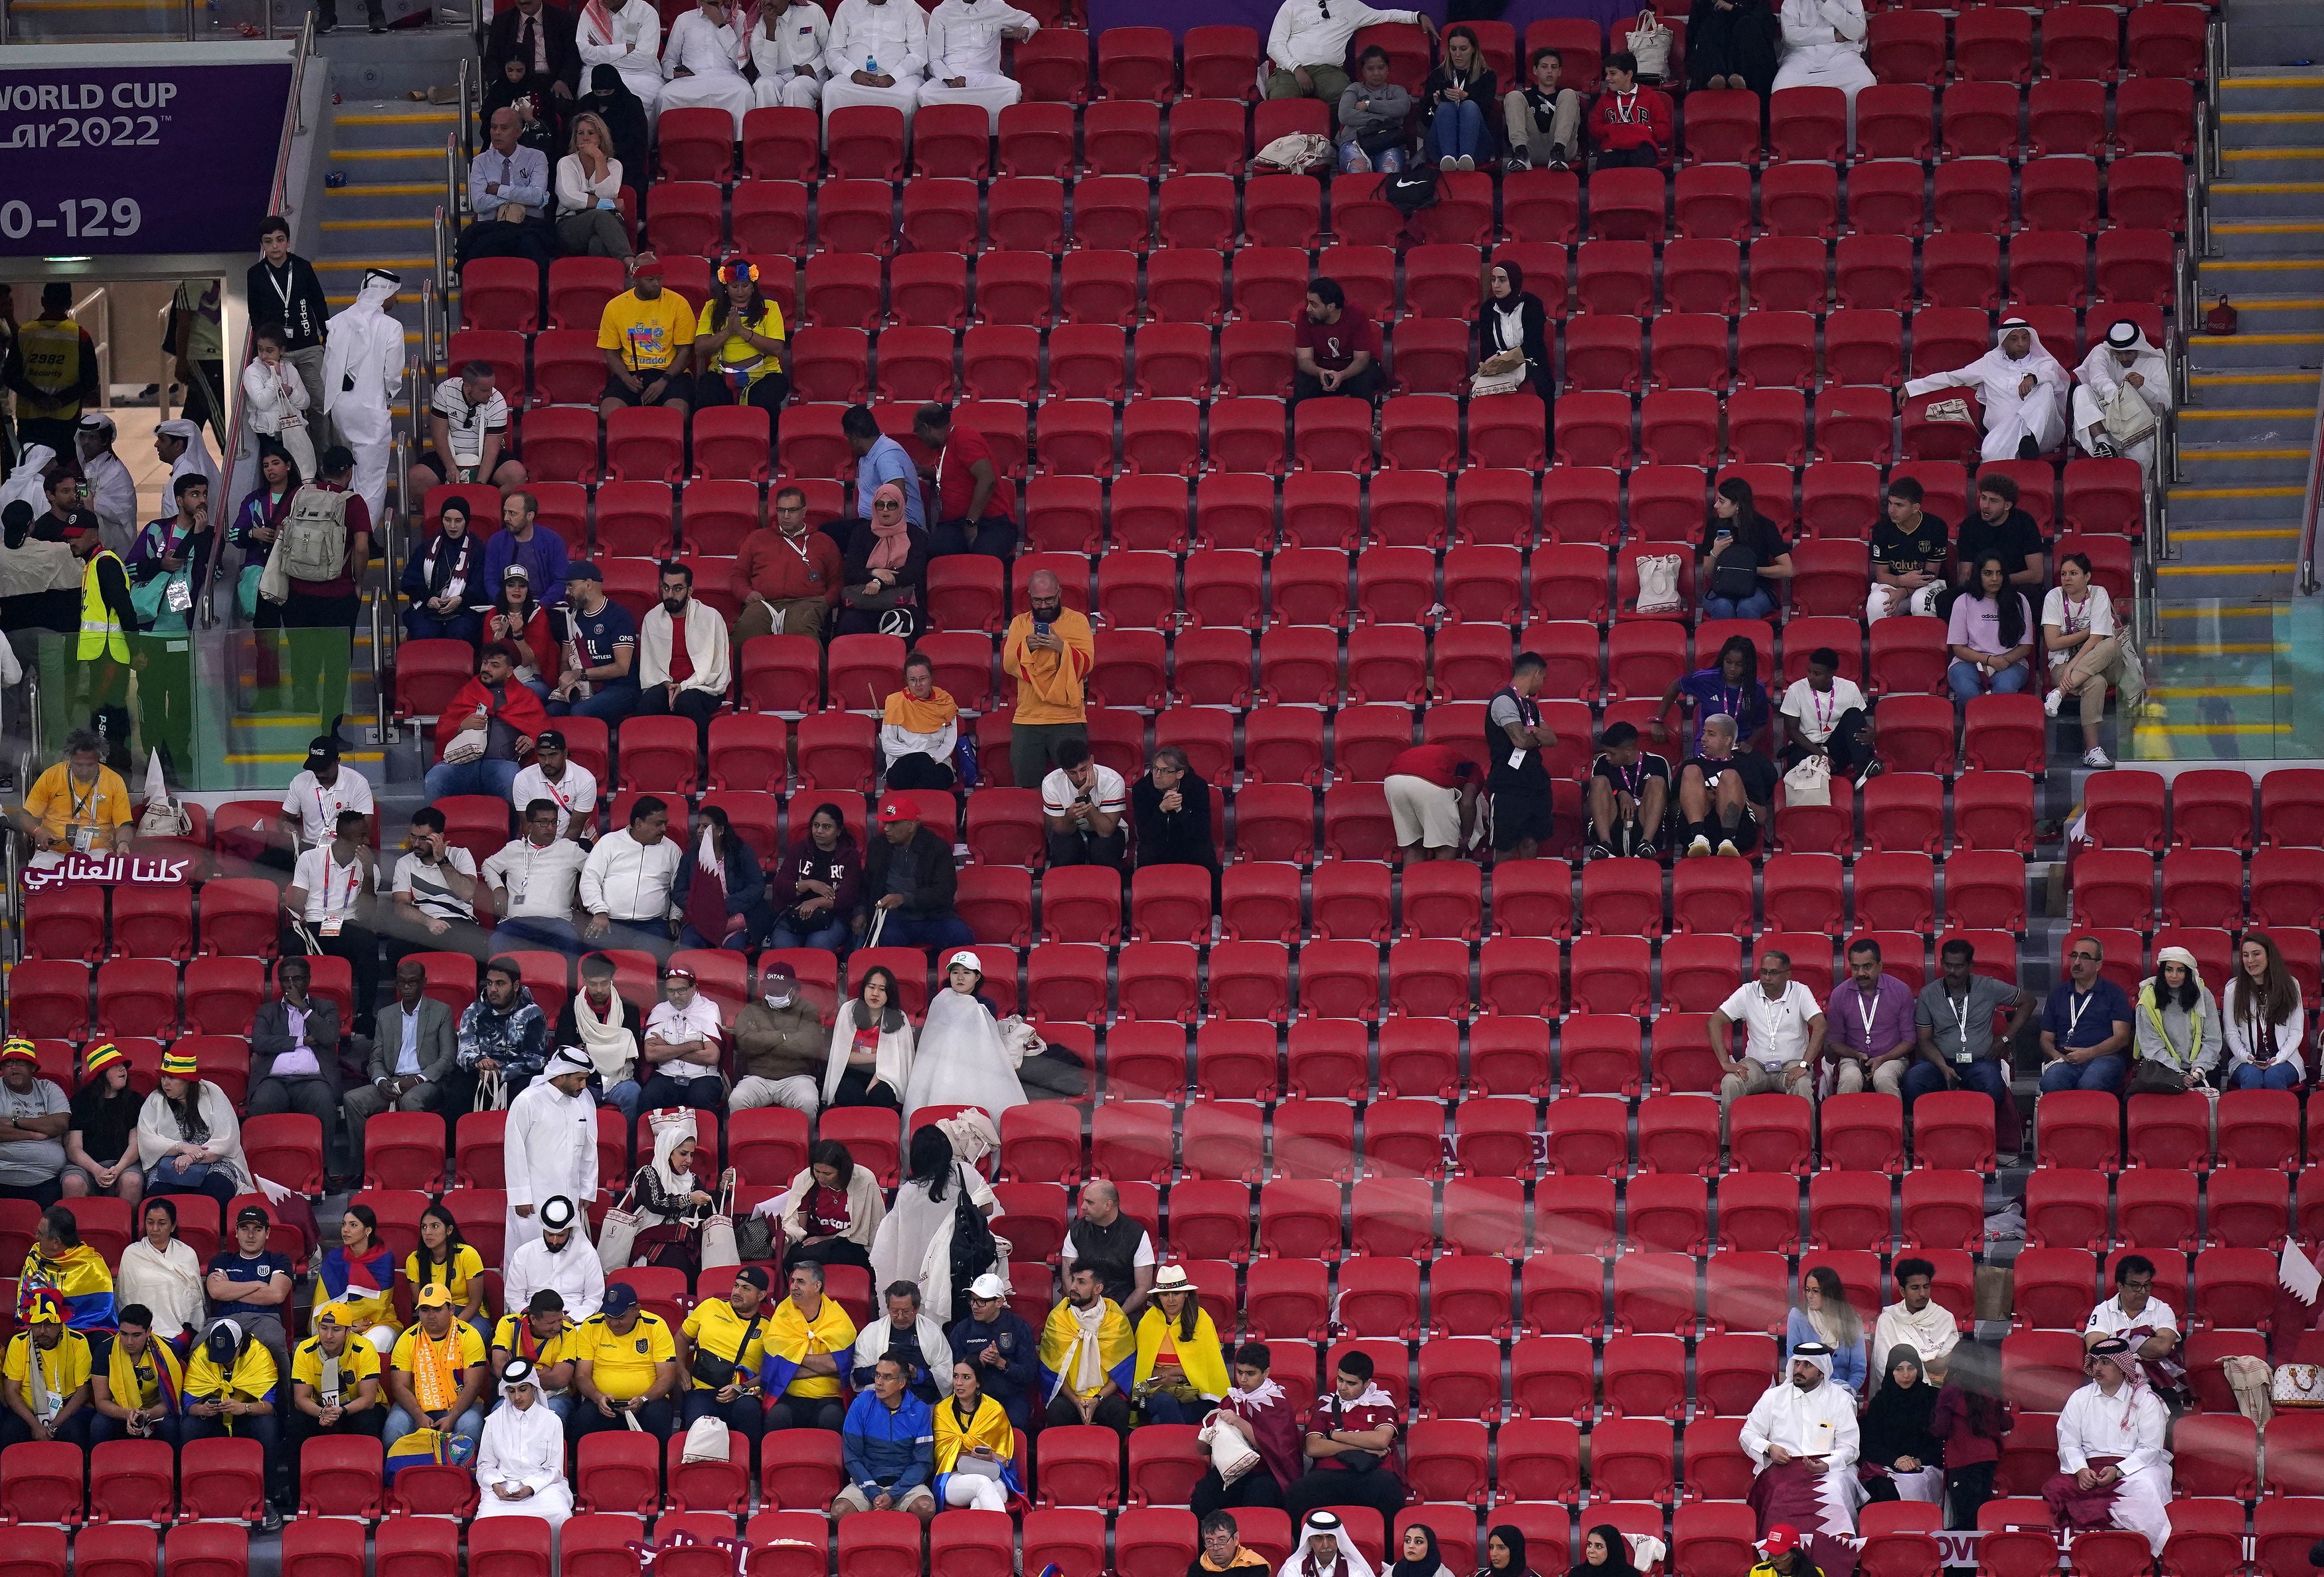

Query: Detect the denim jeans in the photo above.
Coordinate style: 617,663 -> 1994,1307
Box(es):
1902,1056 -> 2009,1110
2038,1051 -> 2127,1094
868,912 -> 975,950
549,683 -> 640,722
1948,660 -> 2030,702
768,918 -> 852,954
406,610 -> 481,643
1703,588 -> 1777,621
2230,1060 -> 2303,1090
424,756 -> 522,800
491,916 -> 584,955
598,1078 -> 643,1120
384,1403 -> 485,1446
1430,98 -> 1487,161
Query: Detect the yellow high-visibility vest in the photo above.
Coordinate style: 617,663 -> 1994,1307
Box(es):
78,549 -> 129,661
15,317 -> 86,422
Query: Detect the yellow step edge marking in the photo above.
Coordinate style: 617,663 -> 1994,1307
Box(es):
2220,113 -> 2324,122
2222,76 -> 2324,87
2192,298 -> 2324,310
2223,148 -> 2324,159
2210,181 -> 2324,192
2172,527 -> 2305,539
2166,486 -> 2305,498
335,111 -> 459,123
2189,372 -> 2317,383
2176,449 -> 2310,459
326,183 -> 446,196
2151,686 -> 2294,697
331,148 -> 448,160
319,218 -> 437,230
2210,222 -> 2324,233
7,1 -> 175,9
2134,723 -> 2295,736
2149,643 -> 2289,654
2179,408 -> 2319,420
2201,259 -> 2324,270
317,258 -> 434,270
2155,562 -> 2296,574
2189,331 -> 2324,345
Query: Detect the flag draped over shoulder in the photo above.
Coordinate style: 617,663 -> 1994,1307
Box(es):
759,1295 -> 859,1394
21,1242 -> 116,1332
1037,1299 -> 1137,1402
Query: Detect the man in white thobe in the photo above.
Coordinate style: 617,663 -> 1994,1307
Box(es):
320,269 -> 404,525
154,418 -> 222,531
578,0 -> 664,124
1742,1345 -> 1864,1575
918,0 -> 1037,133
2044,1340 -> 2171,1556
504,1193 -> 606,1321
661,0 -> 755,139
752,0 -> 831,111
473,1359 -> 576,1527
2073,320 -> 2171,481
1871,1257 -> 1959,1375
1903,318 -> 2070,463
1773,0 -> 1875,146
74,414 -> 139,558
821,0 -> 928,127
504,1046 -> 601,1255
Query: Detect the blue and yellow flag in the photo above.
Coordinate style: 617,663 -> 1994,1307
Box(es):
1037,1297 -> 1136,1402
19,1242 -> 115,1333
759,1294 -> 859,1397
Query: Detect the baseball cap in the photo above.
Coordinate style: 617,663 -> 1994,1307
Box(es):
236,1205 -> 272,1228
969,1273 -> 1009,1301
536,729 -> 566,750
946,950 -> 983,973
416,1284 -> 454,1309
307,734 -> 341,763
665,964 -> 697,981
734,1266 -> 772,1291
602,1282 -> 641,1317
1761,1527 -> 1801,1558
762,961 -> 797,989
565,561 -> 604,584
877,792 -> 922,824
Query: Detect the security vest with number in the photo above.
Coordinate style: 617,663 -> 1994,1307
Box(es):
16,317 -> 87,422
78,548 -> 129,661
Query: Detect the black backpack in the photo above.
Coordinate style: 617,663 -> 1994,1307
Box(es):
1383,165 -> 1442,216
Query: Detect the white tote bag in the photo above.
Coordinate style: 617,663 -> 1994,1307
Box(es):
1627,9 -> 1673,79
1633,553 -> 1685,614
596,1186 -> 642,1275
1782,753 -> 1833,807
699,1179 -> 740,1272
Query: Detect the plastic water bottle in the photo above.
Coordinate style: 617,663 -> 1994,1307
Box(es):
867,52 -> 880,76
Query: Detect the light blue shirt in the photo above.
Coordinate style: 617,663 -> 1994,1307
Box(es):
469,144 -> 550,221
855,436 -> 926,532
396,1009 -> 422,1076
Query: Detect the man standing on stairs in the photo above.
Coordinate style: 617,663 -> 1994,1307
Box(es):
1902,319 -> 2070,463
578,0 -> 664,125
315,0 -> 386,37
2072,322 -> 2171,482
321,270 -> 403,529
3,284 -> 100,461
249,218 -> 332,446
272,447 -> 372,737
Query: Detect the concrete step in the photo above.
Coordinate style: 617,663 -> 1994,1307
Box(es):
327,145 -> 452,188
2178,405 -> 2319,446
2218,74 -> 2324,113
2186,330 -> 2324,370
2218,147 -> 2324,182
2206,181 -> 2324,219
2164,482 -> 2306,525
2186,369 -> 2321,408
2149,560 -> 2299,600
2218,111 -> 2324,150
2184,294 -> 2324,334
2198,256 -> 2324,296
2169,523 -> 2306,566
321,181 -> 449,223
331,104 -> 460,153
2,0 -> 181,39
317,31 -> 477,102
2205,218 -> 2324,258
2173,438 -> 2311,482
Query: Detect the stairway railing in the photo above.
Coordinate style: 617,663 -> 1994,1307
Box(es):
2297,362 -> 2324,596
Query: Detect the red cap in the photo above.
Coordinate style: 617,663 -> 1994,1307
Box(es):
877,793 -> 922,825
1760,1527 -> 1801,1558
633,258 -> 665,278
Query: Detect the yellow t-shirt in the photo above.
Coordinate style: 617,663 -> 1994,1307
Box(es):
578,1311 -> 676,1400
291,1335 -> 384,1395
491,1312 -> 580,1374
694,299 -> 787,385
390,1321 -> 487,1392
681,1297 -> 770,1392
3,1330 -> 92,1400
598,289 -> 697,374
405,1245 -> 485,1309
23,762 -> 132,853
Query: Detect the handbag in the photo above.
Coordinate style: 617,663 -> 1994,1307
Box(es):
2206,295 -> 2238,335
1921,397 -> 1977,426
131,568 -> 189,625
139,795 -> 193,839
734,1213 -> 777,1262
699,1179 -> 740,1272
1782,753 -> 1832,808
471,1064 -> 507,1113
689,1303 -> 764,1391
1250,132 -> 1331,173
2274,1364 -> 2324,1409
440,729 -> 487,765
951,1448 -> 1007,1481
597,1185 -> 642,1274
1627,9 -> 1673,78
950,1171 -> 1000,1295
2101,382 -> 2157,448
2127,1056 -> 2193,1096
1633,553 -> 1684,614
1470,363 -> 1529,397
1200,1412 -> 1264,1485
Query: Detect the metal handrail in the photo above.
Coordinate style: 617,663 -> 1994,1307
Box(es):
434,206 -> 453,303
445,133 -> 463,226
268,16 -> 318,218
458,56 -> 477,165
73,288 -> 114,412
2297,361 -> 2324,595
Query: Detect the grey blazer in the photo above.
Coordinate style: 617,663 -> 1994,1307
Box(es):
367,996 -> 457,1086
250,995 -> 346,1096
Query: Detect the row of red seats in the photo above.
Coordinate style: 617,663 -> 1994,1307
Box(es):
640,82 -> 2198,194
423,455 -> 2145,564
461,243 -> 2175,345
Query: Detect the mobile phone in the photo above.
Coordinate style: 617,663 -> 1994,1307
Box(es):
1033,620 -> 1051,639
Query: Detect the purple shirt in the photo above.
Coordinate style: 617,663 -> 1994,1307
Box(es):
1825,974 -> 1919,1060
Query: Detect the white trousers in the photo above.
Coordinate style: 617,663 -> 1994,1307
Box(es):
1977,390 -> 2067,461
2070,386 -> 2159,479
754,72 -> 823,111
729,1074 -> 821,1114
944,1475 -> 1008,1512
349,437 -> 390,527
821,73 -> 924,127
660,72 -> 754,139
917,74 -> 1019,133
1772,46 -> 1876,148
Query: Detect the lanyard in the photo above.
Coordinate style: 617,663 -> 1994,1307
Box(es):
2064,593 -> 2090,635
66,771 -> 98,823
1811,685 -> 1835,735
1950,991 -> 1975,1050
333,855 -> 363,909
1610,89 -> 1641,124
1855,985 -> 1880,1048
263,262 -> 294,315
1612,757 -> 1641,797
2065,988 -> 2096,1040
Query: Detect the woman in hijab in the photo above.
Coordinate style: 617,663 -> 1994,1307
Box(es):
904,951 -> 1029,1128
670,802 -> 773,949
1475,260 -> 1553,412
2132,944 -> 2223,1093
870,1124 -> 1002,1323
481,52 -> 566,156
1859,1345 -> 1946,1505
627,1118 -> 730,1274
400,497 -> 482,641
474,1357 -> 574,1527
1565,1527 -> 1642,1577
1477,1526 -> 1535,1577
838,481 -> 929,637
1687,0 -> 1778,94
822,965 -> 912,1109
578,64 -> 651,206
1392,1525 -> 1459,1577
1284,1512 -> 1377,1577
1785,1265 -> 1868,1394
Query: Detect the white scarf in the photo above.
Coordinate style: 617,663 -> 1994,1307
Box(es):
647,1114 -> 697,1202
572,987 -> 637,1083
1070,1298 -> 1109,1394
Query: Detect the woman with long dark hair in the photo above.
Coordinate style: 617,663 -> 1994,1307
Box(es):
870,1124 -> 1001,1322
767,801 -> 863,954
234,438 -> 303,698
2225,932 -> 2305,1089
821,965 -> 912,1109
409,1201 -> 488,1339
1945,552 -> 2033,703
1658,631 -> 1774,752
1132,1264 -> 1228,1424
1932,1340 -> 2011,1529
782,1137 -> 886,1272
482,563 -> 553,698
671,802 -> 773,949
2130,944 -> 2222,1093
1699,476 -> 1793,620
692,259 -> 791,458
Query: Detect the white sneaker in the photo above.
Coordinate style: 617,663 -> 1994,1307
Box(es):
1687,835 -> 1712,857
2044,688 -> 2064,717
1716,839 -> 1740,857
2083,747 -> 2114,769
1440,155 -> 1459,171
1455,155 -> 1475,172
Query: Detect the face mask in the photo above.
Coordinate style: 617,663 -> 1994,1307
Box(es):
764,991 -> 793,1009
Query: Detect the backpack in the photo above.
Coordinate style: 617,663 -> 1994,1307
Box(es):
1709,533 -> 1762,599
1382,165 -> 1441,216
276,485 -> 351,584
